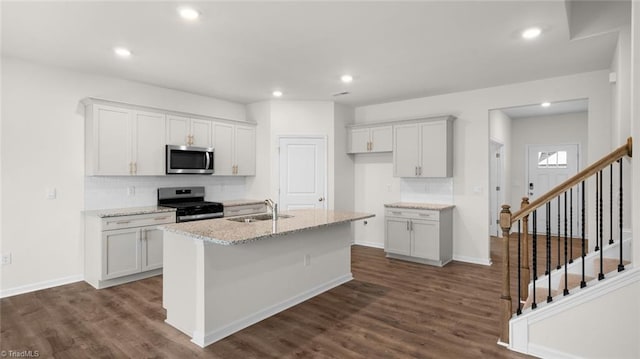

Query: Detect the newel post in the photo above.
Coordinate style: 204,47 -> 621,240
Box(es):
520,197 -> 530,301
499,204 -> 512,344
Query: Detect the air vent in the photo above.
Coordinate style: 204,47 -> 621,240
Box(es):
332,91 -> 350,97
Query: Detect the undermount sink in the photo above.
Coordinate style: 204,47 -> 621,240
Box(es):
227,213 -> 293,223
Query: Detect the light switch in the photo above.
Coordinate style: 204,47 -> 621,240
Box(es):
46,188 -> 57,200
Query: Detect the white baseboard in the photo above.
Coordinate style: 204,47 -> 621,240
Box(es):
193,274 -> 353,347
453,255 -> 492,266
528,343 -> 581,359
0,274 -> 83,298
353,241 -> 384,249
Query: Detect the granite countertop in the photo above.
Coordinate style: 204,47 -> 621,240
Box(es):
385,202 -> 455,211
84,206 -> 176,218
222,199 -> 265,207
161,208 -> 374,245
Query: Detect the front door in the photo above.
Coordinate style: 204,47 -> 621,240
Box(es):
279,137 -> 327,211
527,144 -> 579,234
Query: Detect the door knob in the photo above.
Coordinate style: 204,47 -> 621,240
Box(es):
318,197 -> 324,202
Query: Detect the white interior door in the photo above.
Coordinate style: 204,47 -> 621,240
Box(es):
279,137 -> 327,211
489,141 -> 504,237
527,144 -> 579,234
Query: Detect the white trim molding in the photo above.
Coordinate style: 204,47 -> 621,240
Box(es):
0,274 -> 83,298
353,241 -> 385,249
453,255 -> 492,266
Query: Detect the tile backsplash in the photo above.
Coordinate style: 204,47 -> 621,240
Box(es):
85,176 -> 246,210
400,177 -> 453,204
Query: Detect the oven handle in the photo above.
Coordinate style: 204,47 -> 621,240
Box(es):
178,212 -> 223,222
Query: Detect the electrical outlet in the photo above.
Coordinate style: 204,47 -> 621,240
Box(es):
1,253 -> 12,265
386,184 -> 392,192
304,254 -> 311,266
127,186 -> 135,196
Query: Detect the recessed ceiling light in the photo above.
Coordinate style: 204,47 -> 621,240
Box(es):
178,7 -> 200,20
114,47 -> 131,58
341,74 -> 353,83
522,27 -> 542,39
541,102 -> 551,107
272,90 -> 283,97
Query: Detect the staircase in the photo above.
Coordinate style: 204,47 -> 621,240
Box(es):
497,137 -> 634,357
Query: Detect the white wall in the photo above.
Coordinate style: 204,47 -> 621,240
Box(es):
0,57 -> 247,295
354,71 -> 611,264
245,101 -> 271,200
527,273 -> 640,358
510,111 -> 588,210
333,103 -> 355,211
269,101 -> 336,209
490,109 -> 513,210
632,0 -> 640,265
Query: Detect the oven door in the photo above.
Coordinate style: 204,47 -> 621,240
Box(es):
166,145 -> 215,174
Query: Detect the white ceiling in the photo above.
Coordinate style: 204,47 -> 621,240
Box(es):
1,1 -> 626,106
500,98 -> 588,119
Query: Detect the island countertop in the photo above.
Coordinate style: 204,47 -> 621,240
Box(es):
161,209 -> 374,245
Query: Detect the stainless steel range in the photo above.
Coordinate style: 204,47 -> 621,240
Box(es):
158,186 -> 223,222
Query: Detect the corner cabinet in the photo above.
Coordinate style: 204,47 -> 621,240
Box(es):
393,116 -> 454,177
347,125 -> 393,153
213,122 -> 256,176
384,206 -> 453,266
85,104 -> 166,176
84,211 -> 176,289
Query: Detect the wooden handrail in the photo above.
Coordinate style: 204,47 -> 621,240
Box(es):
511,137 -> 632,223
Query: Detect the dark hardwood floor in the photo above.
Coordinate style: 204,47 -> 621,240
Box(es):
1,239 -> 533,358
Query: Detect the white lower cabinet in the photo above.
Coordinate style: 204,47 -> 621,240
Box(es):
85,211 -> 176,289
384,207 -> 453,266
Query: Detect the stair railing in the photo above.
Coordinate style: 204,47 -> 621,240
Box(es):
498,137 -> 632,344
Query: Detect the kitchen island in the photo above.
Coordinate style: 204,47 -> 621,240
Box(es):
160,209 -> 374,348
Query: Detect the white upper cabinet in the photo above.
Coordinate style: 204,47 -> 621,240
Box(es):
133,110 -> 166,176
166,115 -> 212,148
212,122 -> 256,176
347,125 -> 392,153
212,122 -> 234,175
86,103 -> 165,176
234,125 -> 256,176
90,104 -> 132,175
83,98 -> 256,177
393,117 -> 454,178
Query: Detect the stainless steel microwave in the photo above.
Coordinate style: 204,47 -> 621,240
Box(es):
166,145 -> 214,174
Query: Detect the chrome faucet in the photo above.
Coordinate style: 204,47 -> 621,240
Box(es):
265,199 -> 278,220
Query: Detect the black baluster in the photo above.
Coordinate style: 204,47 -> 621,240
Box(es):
609,164 -> 614,244
557,196 -> 561,270
595,173 -> 600,251
547,202 -> 552,303
599,171 -> 605,281
570,187 -> 574,263
532,210 -> 538,309
619,159 -> 625,272
564,191 -> 569,296
581,181 -> 587,288
517,220 -> 522,315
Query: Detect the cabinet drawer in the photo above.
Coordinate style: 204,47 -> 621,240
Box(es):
385,209 -> 439,221
102,212 -> 176,230
224,204 -> 266,217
